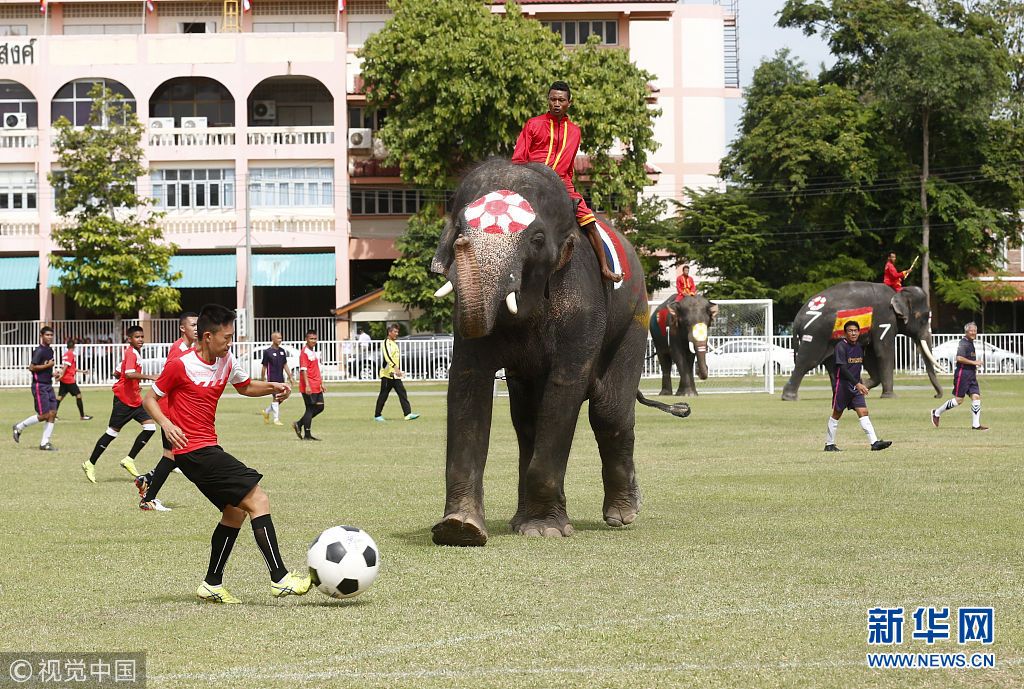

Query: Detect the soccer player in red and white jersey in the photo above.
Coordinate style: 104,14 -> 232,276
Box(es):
133,312 -> 198,512
292,329 -> 325,441
81,326 -> 158,484
143,304 -> 311,603
55,339 -> 92,421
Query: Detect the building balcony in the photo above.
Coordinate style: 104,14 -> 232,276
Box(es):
247,126 -> 335,146
147,127 -> 237,148
0,130 -> 39,150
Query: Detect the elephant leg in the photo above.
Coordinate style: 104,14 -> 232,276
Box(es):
657,352 -> 673,396
511,377 -> 587,538
507,376 -> 542,526
589,390 -> 641,529
676,350 -> 697,396
781,367 -> 806,401
431,366 -> 495,547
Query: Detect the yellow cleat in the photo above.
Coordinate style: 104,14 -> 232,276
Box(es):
273,420 -> 283,426
262,410 -> 270,425
196,581 -> 241,604
81,460 -> 96,484
271,572 -> 312,598
119,456 -> 139,478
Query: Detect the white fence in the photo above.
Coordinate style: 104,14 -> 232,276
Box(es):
1,334 -> 1020,389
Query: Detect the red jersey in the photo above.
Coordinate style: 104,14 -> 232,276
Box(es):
299,346 -> 322,394
112,345 -> 143,407
152,349 -> 251,455
675,274 -> 696,300
512,113 -> 595,226
60,350 -> 77,384
884,261 -> 904,292
159,338 -> 193,413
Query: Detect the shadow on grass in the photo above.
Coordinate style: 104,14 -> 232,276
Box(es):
146,593 -> 373,608
388,518 -> 618,547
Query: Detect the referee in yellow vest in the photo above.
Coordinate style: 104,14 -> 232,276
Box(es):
374,323 -> 420,422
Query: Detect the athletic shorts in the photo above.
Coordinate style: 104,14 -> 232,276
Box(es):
108,397 -> 152,429
175,445 -> 263,511
953,371 -> 981,398
58,382 -> 81,398
32,383 -> 57,415
832,383 -> 866,412
302,392 -> 324,407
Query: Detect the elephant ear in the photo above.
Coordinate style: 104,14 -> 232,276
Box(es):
891,292 -> 910,324
555,234 -> 575,272
709,303 -> 719,321
429,217 -> 459,275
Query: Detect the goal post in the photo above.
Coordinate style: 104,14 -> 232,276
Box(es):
643,298 -> 778,395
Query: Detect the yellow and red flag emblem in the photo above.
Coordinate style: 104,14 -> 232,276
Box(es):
832,307 -> 873,339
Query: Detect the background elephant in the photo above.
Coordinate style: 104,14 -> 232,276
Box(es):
429,158 -> 686,547
781,282 -> 943,400
649,295 -> 718,396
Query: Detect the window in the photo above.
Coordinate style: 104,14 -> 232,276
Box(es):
542,20 -> 618,46
180,22 -> 215,33
63,24 -> 143,35
0,79 -> 38,128
350,188 -> 429,216
150,78 -> 235,127
51,79 -> 136,127
347,106 -> 387,131
0,25 -> 27,36
151,168 -> 235,211
249,167 -> 333,207
0,171 -> 36,210
253,22 -> 334,32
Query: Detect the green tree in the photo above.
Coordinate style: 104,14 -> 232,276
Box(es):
383,207 -> 452,332
49,83 -> 180,335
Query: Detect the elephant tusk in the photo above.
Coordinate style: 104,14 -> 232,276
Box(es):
434,281 -> 454,298
919,340 -> 940,369
505,291 -> 519,315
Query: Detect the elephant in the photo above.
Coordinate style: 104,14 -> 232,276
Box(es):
428,158 -> 688,547
649,294 -> 719,396
781,282 -> 943,401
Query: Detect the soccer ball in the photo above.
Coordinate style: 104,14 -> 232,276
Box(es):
307,526 -> 381,599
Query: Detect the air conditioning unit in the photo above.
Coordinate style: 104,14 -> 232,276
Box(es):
181,117 -> 208,129
348,128 -> 372,150
253,100 -> 276,121
3,113 -> 27,130
149,117 -> 175,130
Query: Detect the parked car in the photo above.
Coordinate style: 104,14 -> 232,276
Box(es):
397,333 -> 453,380
706,338 -> 795,376
929,339 -> 1024,374
247,343 -> 301,381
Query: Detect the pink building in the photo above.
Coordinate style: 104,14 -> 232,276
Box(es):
0,0 -> 738,334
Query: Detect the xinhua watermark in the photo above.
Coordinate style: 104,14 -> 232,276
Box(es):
866,606 -> 995,670
0,653 -> 145,687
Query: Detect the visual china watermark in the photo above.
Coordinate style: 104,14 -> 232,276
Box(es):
1,653 -> 145,687
866,606 -> 994,669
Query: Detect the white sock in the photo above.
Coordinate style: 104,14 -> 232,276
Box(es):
40,422 -> 55,445
971,400 -> 981,428
826,417 -> 839,445
17,415 -> 40,431
859,416 -> 878,444
934,399 -> 958,417
272,401 -> 280,420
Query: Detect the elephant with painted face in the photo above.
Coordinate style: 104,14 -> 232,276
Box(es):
781,282 -> 943,401
429,158 -> 688,547
649,295 -> 719,396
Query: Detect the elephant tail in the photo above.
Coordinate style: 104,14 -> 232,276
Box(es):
636,391 -> 691,418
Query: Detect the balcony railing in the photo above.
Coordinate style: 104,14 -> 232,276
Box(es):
0,221 -> 39,236
247,126 -> 336,146
252,217 -> 334,234
159,216 -> 237,234
147,127 -> 237,147
0,131 -> 39,149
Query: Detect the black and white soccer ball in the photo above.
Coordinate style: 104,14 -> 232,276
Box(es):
307,526 -> 380,599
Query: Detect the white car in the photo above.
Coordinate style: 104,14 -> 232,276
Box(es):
706,338 -> 795,376
929,339 -> 1024,374
248,343 -> 301,380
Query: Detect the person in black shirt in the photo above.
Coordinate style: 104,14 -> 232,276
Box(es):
931,322 -> 987,431
12,326 -> 59,451
260,331 -> 294,426
825,321 -> 892,452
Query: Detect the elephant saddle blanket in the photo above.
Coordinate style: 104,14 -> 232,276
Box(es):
593,221 -> 631,290
831,307 -> 873,339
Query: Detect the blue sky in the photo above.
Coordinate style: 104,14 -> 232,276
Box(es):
724,0 -> 834,145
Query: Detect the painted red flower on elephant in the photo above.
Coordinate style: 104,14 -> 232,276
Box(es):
464,190 -> 536,235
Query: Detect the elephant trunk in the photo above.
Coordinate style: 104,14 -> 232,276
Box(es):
917,337 -> 943,396
453,237 -> 491,339
695,347 -> 709,380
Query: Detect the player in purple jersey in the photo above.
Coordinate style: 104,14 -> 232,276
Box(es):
12,326 -> 59,451
260,331 -> 294,426
824,321 -> 892,452
931,322 -> 988,431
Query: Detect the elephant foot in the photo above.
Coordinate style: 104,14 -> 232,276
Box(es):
510,510 -> 574,538
431,512 -> 488,547
781,388 -> 798,401
676,390 -> 698,397
604,486 -> 642,528
659,389 -> 672,397
880,391 -> 896,399
934,392 -> 943,399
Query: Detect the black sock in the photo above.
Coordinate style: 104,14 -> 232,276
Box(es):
144,455 -> 176,502
205,523 -> 240,586
89,432 -> 116,464
251,514 -> 288,582
76,398 -> 86,417
128,429 -> 155,459
55,399 -> 63,413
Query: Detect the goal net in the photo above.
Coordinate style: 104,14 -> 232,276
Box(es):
641,298 -> 777,395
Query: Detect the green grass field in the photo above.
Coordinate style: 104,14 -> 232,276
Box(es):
1,376 -> 1022,688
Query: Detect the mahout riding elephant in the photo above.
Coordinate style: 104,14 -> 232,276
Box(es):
429,158 -> 688,547
781,282 -> 942,400
649,294 -> 719,396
